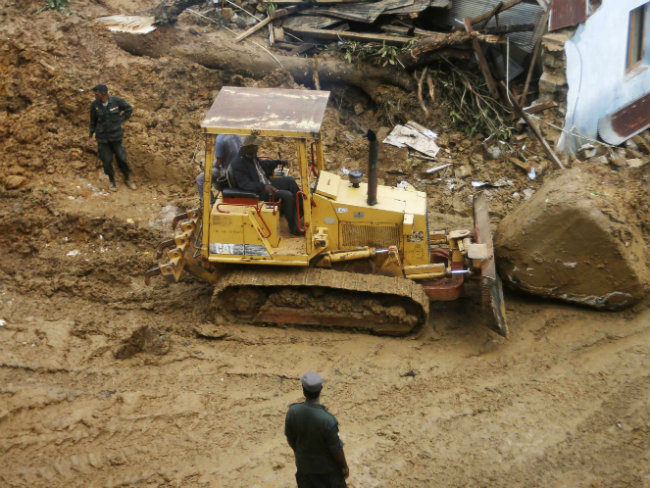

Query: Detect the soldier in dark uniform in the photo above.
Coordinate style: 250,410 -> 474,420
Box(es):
285,372 -> 349,488
87,84 -> 135,192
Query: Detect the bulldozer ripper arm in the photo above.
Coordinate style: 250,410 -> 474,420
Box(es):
145,208 -> 218,285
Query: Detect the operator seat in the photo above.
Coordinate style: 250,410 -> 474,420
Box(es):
223,164 -> 259,201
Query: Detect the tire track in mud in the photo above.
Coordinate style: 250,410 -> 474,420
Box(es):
1,197 -> 649,487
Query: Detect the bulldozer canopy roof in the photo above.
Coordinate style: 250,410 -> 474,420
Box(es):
201,87 -> 330,138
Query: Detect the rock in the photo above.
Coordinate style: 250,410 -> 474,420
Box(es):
626,158 -> 648,168
4,175 -> 26,189
608,149 -> 626,167
484,145 -> 501,160
538,72 -> 567,94
353,103 -> 364,115
454,165 -> 471,179
220,7 -> 234,21
470,152 -> 484,165
631,133 -> 649,154
495,168 -> 650,310
591,155 -> 608,165
71,160 -> 86,170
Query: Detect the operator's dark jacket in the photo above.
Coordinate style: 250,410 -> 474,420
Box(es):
89,96 -> 133,142
229,154 -> 282,194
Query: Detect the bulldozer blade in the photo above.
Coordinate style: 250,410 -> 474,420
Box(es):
473,192 -> 509,338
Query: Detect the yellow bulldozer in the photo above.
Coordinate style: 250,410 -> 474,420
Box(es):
146,87 -> 508,337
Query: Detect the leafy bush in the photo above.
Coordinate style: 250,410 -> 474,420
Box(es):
38,0 -> 69,13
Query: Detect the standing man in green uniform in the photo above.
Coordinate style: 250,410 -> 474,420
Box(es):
87,84 -> 136,192
285,372 -> 350,488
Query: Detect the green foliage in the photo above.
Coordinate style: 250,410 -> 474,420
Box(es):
339,41 -> 369,64
37,0 -> 69,13
375,42 -> 404,68
338,40 -> 413,69
267,2 -> 277,14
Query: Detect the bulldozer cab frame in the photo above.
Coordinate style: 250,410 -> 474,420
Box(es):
200,86 -> 330,262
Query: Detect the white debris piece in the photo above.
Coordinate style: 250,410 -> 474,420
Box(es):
66,250 -> 80,257
95,15 -> 157,34
383,121 -> 440,158
425,163 -> 452,174
396,180 -> 414,190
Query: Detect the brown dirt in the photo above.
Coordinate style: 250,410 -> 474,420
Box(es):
0,1 -> 648,487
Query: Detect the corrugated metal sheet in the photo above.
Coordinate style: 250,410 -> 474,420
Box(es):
442,0 -> 545,52
549,0 -> 586,31
303,0 -> 416,23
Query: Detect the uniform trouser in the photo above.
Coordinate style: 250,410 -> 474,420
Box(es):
98,140 -> 130,181
259,176 -> 303,233
295,472 -> 347,488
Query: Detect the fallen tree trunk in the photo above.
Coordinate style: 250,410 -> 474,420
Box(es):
113,29 -> 416,101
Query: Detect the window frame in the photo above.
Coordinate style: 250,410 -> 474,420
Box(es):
626,3 -> 648,72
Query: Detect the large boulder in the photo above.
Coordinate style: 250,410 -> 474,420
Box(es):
495,167 -> 649,309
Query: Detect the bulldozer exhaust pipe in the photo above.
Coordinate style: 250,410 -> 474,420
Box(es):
367,130 -> 378,206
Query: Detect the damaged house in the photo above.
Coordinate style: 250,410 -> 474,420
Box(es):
540,0 -> 650,153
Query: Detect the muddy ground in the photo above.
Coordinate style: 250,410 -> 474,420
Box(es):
0,1 -> 648,487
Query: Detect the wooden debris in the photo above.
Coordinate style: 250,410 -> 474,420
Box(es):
468,0 -> 524,27
519,8 -> 550,105
500,81 -> 565,170
426,73 -> 435,103
416,68 -> 428,116
472,1 -> 503,29
234,6 -> 299,43
463,18 -> 499,99
284,26 -> 413,45
523,100 -> 557,114
410,31 -> 501,57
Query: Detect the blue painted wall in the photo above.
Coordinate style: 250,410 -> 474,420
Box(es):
558,0 -> 650,153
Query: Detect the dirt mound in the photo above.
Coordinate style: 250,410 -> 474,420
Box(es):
495,165 -> 650,309
114,325 -> 170,358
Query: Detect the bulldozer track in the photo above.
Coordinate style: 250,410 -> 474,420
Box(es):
213,267 -> 430,336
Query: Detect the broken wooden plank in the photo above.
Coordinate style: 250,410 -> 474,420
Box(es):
284,26 -> 413,45
234,6 -> 299,43
469,0 -> 524,26
473,1 -> 503,30
383,0 -> 450,15
463,18 -> 499,98
501,81 -> 565,170
523,100 -> 558,114
519,8 -> 549,104
283,14 -> 344,30
381,25 -> 452,38
410,31 -> 501,56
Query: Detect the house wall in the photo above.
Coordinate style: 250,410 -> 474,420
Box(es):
558,0 -> 650,153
